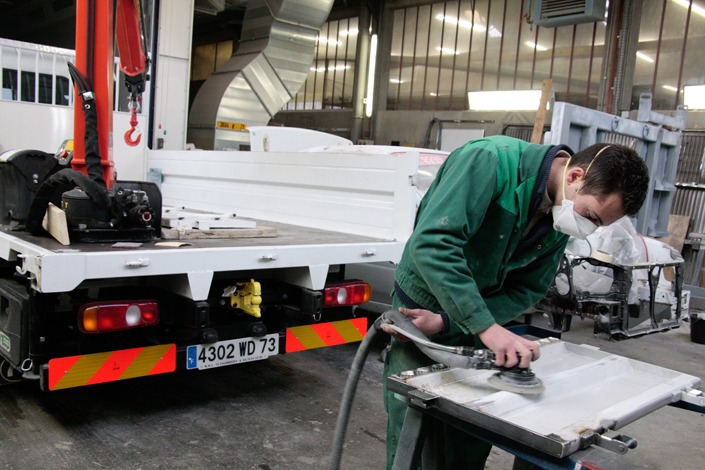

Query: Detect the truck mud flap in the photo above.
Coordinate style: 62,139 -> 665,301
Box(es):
285,318 -> 368,353
43,344 -> 176,391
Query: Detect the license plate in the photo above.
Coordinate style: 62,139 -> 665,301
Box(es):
186,334 -> 279,370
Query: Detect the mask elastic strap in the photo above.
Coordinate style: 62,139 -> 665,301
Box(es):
570,145 -> 612,201
561,156 -> 571,201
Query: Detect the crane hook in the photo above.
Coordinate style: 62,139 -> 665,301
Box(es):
125,127 -> 141,146
124,99 -> 141,147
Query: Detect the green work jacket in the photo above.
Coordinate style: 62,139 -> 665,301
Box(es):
394,135 -> 570,342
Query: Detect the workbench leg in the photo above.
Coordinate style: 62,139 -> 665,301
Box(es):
392,406 -> 430,470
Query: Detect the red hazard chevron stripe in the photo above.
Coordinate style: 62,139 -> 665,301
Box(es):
285,318 -> 368,353
48,344 -> 176,391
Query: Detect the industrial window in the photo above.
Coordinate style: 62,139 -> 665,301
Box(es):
633,0 -> 702,110
284,17 -> 359,110
387,0 -> 606,111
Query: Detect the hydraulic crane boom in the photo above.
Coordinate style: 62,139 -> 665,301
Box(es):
72,0 -> 148,188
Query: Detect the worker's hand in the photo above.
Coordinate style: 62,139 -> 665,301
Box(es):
477,324 -> 540,369
380,307 -> 444,342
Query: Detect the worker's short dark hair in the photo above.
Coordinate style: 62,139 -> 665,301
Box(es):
570,143 -> 650,217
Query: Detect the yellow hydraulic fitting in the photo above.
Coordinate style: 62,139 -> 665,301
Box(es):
227,279 -> 262,318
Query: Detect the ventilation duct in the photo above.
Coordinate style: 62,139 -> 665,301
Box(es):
188,0 -> 334,149
530,0 -> 607,27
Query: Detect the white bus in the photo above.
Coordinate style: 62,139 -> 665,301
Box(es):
0,38 -> 149,180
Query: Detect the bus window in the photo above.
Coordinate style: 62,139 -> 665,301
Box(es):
2,68 -> 17,100
38,73 -> 52,104
21,70 -> 35,102
56,75 -> 70,105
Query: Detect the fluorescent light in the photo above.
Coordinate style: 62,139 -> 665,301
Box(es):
340,28 -> 359,36
390,78 -> 404,84
310,65 -> 350,72
684,85 -> 705,108
435,13 -> 502,38
430,92 -> 438,96
636,51 -> 654,63
435,13 -> 487,32
365,34 -> 378,118
468,89 -> 548,111
672,0 -> 705,18
525,41 -> 548,51
662,85 -> 679,92
436,46 -> 459,55
316,36 -> 341,46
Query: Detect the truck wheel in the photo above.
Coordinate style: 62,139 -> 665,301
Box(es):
0,359 -> 24,385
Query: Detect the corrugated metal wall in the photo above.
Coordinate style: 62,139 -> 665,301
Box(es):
672,130 -> 705,286
673,130 -> 705,234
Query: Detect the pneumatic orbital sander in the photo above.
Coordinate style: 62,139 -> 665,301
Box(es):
382,309 -> 545,395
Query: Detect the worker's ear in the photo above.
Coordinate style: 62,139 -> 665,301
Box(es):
565,166 -> 585,184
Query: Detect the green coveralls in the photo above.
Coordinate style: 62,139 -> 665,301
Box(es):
384,135 -> 570,469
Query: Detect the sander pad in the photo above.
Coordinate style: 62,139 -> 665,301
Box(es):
487,367 -> 545,395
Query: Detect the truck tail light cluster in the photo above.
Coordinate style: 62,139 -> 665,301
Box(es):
323,281 -> 371,307
78,300 -> 159,333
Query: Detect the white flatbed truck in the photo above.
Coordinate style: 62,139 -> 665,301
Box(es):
0,145 -> 419,391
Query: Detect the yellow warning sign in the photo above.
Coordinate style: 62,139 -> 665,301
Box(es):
217,121 -> 247,131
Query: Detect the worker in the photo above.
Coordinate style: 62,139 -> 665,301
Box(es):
382,135 -> 650,469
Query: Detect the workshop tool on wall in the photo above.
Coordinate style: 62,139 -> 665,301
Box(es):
329,309 -> 544,470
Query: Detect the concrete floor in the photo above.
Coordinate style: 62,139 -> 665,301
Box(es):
0,314 -> 703,469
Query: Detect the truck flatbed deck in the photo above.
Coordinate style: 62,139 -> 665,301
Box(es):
1,219 -> 398,299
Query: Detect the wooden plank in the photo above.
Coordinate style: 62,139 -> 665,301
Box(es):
42,203 -> 70,246
161,226 -> 278,240
531,79 -> 553,144
657,214 -> 690,253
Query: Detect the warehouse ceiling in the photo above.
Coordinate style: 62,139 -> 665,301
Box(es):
0,0 -> 364,50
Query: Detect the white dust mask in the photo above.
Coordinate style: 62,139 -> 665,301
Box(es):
552,199 -> 598,239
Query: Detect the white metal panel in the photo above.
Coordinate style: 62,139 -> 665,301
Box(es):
249,126 -> 352,152
30,240 -> 401,296
147,149 -> 419,242
394,339 -> 701,458
158,0 -> 194,59
153,0 -> 193,150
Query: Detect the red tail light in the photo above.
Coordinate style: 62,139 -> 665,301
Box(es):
323,281 -> 371,307
78,300 -> 159,333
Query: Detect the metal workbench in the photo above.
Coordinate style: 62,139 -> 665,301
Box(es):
387,339 -> 705,470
